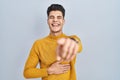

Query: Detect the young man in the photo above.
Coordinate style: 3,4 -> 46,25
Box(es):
23,4 -> 82,80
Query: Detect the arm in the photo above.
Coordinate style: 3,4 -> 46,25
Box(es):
23,41 -> 48,78
69,35 -> 82,53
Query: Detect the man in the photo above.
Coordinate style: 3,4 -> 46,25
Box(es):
23,4 -> 82,80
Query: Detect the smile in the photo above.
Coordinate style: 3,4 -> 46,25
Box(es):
52,23 -> 60,27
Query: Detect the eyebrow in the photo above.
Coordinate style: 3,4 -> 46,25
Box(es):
57,16 -> 62,17
49,15 -> 62,17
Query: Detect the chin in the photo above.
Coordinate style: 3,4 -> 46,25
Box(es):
51,30 -> 61,33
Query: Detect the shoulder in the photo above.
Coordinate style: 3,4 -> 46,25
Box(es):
33,36 -> 49,45
34,37 -> 45,44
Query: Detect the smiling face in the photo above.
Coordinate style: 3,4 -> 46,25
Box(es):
47,10 -> 65,35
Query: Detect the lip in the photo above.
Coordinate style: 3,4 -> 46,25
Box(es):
51,23 -> 60,27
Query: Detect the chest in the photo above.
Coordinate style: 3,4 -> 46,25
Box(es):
38,41 -> 57,66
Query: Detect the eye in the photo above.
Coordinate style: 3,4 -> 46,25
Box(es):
49,16 -> 54,19
57,16 -> 62,19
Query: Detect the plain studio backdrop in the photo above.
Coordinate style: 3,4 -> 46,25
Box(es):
0,0 -> 120,80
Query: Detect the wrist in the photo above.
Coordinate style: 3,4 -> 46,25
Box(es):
70,37 -> 79,43
47,67 -> 53,75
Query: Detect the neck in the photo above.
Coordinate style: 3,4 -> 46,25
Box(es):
50,31 -> 63,36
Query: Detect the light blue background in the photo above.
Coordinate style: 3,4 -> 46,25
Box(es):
0,0 -> 120,80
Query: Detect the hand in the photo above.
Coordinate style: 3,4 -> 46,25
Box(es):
47,61 -> 70,75
56,38 -> 79,62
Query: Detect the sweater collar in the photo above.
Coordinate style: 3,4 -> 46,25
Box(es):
47,33 -> 66,40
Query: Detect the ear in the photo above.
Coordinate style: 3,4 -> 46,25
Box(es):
63,19 -> 65,24
47,18 -> 49,24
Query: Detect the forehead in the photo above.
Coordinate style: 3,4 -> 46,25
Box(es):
49,10 -> 63,16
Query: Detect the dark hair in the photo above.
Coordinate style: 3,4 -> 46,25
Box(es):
47,4 -> 65,18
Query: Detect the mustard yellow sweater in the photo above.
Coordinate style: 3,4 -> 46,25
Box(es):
23,33 -> 82,80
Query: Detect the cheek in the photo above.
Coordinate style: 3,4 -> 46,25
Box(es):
47,20 -> 52,25
61,20 -> 64,25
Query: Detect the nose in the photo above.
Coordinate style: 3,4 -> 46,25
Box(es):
53,17 -> 58,22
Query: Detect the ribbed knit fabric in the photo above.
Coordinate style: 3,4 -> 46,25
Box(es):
24,33 -> 82,80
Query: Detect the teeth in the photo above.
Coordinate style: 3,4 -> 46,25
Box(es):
53,23 -> 58,25
52,24 -> 59,26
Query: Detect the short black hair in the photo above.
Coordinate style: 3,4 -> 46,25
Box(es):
47,4 -> 65,18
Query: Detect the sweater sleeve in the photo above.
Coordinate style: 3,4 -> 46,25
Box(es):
69,35 -> 82,53
23,40 -> 48,78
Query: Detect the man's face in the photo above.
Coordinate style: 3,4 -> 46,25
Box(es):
47,10 -> 65,33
